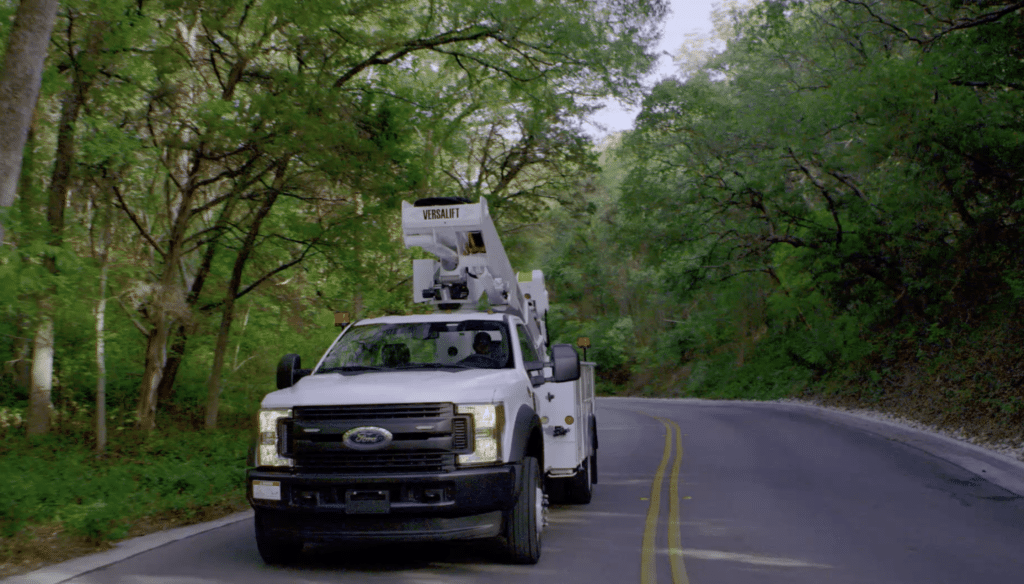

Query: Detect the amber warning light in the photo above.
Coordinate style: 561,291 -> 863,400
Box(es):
577,337 -> 591,360
334,312 -> 350,327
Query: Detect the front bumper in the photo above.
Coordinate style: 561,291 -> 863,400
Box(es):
247,463 -> 520,542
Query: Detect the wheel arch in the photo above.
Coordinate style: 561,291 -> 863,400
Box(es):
509,404 -> 543,471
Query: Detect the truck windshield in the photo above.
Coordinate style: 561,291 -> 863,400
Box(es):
317,320 -> 514,373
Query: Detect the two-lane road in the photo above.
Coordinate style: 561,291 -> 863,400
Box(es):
8,398 -> 1024,584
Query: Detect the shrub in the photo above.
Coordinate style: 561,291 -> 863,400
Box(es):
0,429 -> 248,543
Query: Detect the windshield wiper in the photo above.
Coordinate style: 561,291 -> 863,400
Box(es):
317,365 -> 386,374
392,363 -> 473,370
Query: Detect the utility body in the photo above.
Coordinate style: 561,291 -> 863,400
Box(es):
246,197 -> 597,565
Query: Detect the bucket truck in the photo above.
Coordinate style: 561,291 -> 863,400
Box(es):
246,197 -> 597,566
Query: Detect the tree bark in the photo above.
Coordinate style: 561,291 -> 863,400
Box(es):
136,289 -> 173,431
136,184 -> 198,430
95,256 -> 108,453
46,78 -> 89,244
94,182 -> 112,454
156,328 -> 188,403
0,0 -> 59,245
11,327 -> 31,391
28,23 -> 95,435
26,313 -> 54,437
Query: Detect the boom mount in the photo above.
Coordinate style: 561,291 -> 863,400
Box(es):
402,197 -> 549,353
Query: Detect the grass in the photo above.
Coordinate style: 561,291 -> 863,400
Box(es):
0,424 -> 251,578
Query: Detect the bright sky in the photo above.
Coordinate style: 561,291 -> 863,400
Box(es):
584,0 -> 717,139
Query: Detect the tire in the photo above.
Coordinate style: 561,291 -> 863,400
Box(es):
255,512 -> 303,565
566,457 -> 593,504
590,452 -> 598,484
503,456 -> 543,564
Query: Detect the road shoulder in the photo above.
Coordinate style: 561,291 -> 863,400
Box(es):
600,396 -> 1024,497
0,511 -> 253,584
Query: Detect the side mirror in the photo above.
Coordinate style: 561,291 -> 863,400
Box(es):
276,354 -> 311,389
549,344 -> 580,383
524,360 -> 545,387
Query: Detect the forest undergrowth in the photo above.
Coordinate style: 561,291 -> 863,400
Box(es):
0,424 -> 250,579
598,307 -> 1024,459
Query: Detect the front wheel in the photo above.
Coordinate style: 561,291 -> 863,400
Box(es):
254,512 -> 303,565
503,456 -> 543,564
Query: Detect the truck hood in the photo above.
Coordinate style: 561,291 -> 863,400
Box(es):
260,368 -> 522,408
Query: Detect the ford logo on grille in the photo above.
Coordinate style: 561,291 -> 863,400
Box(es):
342,427 -> 393,451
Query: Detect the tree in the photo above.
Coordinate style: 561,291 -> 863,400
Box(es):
126,0 -> 668,430
1,0 -> 669,434
0,0 -> 59,245
613,0 -> 1024,385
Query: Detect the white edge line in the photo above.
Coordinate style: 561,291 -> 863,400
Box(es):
668,548 -> 831,569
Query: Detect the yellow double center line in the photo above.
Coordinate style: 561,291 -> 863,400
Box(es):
640,416 -> 689,584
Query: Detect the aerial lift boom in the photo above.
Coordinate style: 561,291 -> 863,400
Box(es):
402,197 -> 549,354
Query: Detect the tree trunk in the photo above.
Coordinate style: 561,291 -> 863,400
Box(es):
0,0 -> 59,244
27,39 -> 90,435
205,302 -> 235,431
95,257 -> 108,453
12,328 -> 31,391
46,83 -> 86,244
94,184 -> 112,453
136,164 -> 203,429
205,187 -> 280,430
137,314 -> 168,431
156,328 -> 188,403
26,314 -> 54,437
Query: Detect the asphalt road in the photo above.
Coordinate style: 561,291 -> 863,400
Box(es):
8,397 -> 1024,584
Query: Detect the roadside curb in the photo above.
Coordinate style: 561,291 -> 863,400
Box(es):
0,511 -> 253,584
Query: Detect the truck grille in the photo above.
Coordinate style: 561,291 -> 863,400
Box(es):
294,453 -> 454,474
294,403 -> 451,420
285,403 -> 470,473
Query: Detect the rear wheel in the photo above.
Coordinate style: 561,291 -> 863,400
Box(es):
503,456 -> 542,564
254,512 -> 303,565
590,417 -> 599,484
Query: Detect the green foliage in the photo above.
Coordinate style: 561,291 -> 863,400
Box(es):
1003,270 -> 1024,301
0,429 -> 247,542
586,0 -> 1024,400
2,0 -> 668,433
0,0 -> 674,556
584,316 -> 636,372
683,343 -> 813,401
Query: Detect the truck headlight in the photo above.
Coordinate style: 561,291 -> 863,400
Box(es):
457,404 -> 504,466
257,408 -> 293,468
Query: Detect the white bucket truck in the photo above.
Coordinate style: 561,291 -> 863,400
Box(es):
247,197 -> 597,565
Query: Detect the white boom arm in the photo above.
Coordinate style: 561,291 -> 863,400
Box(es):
402,197 -> 549,353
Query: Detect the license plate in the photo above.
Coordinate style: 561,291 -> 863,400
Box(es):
252,480 -> 281,501
345,490 -> 390,514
